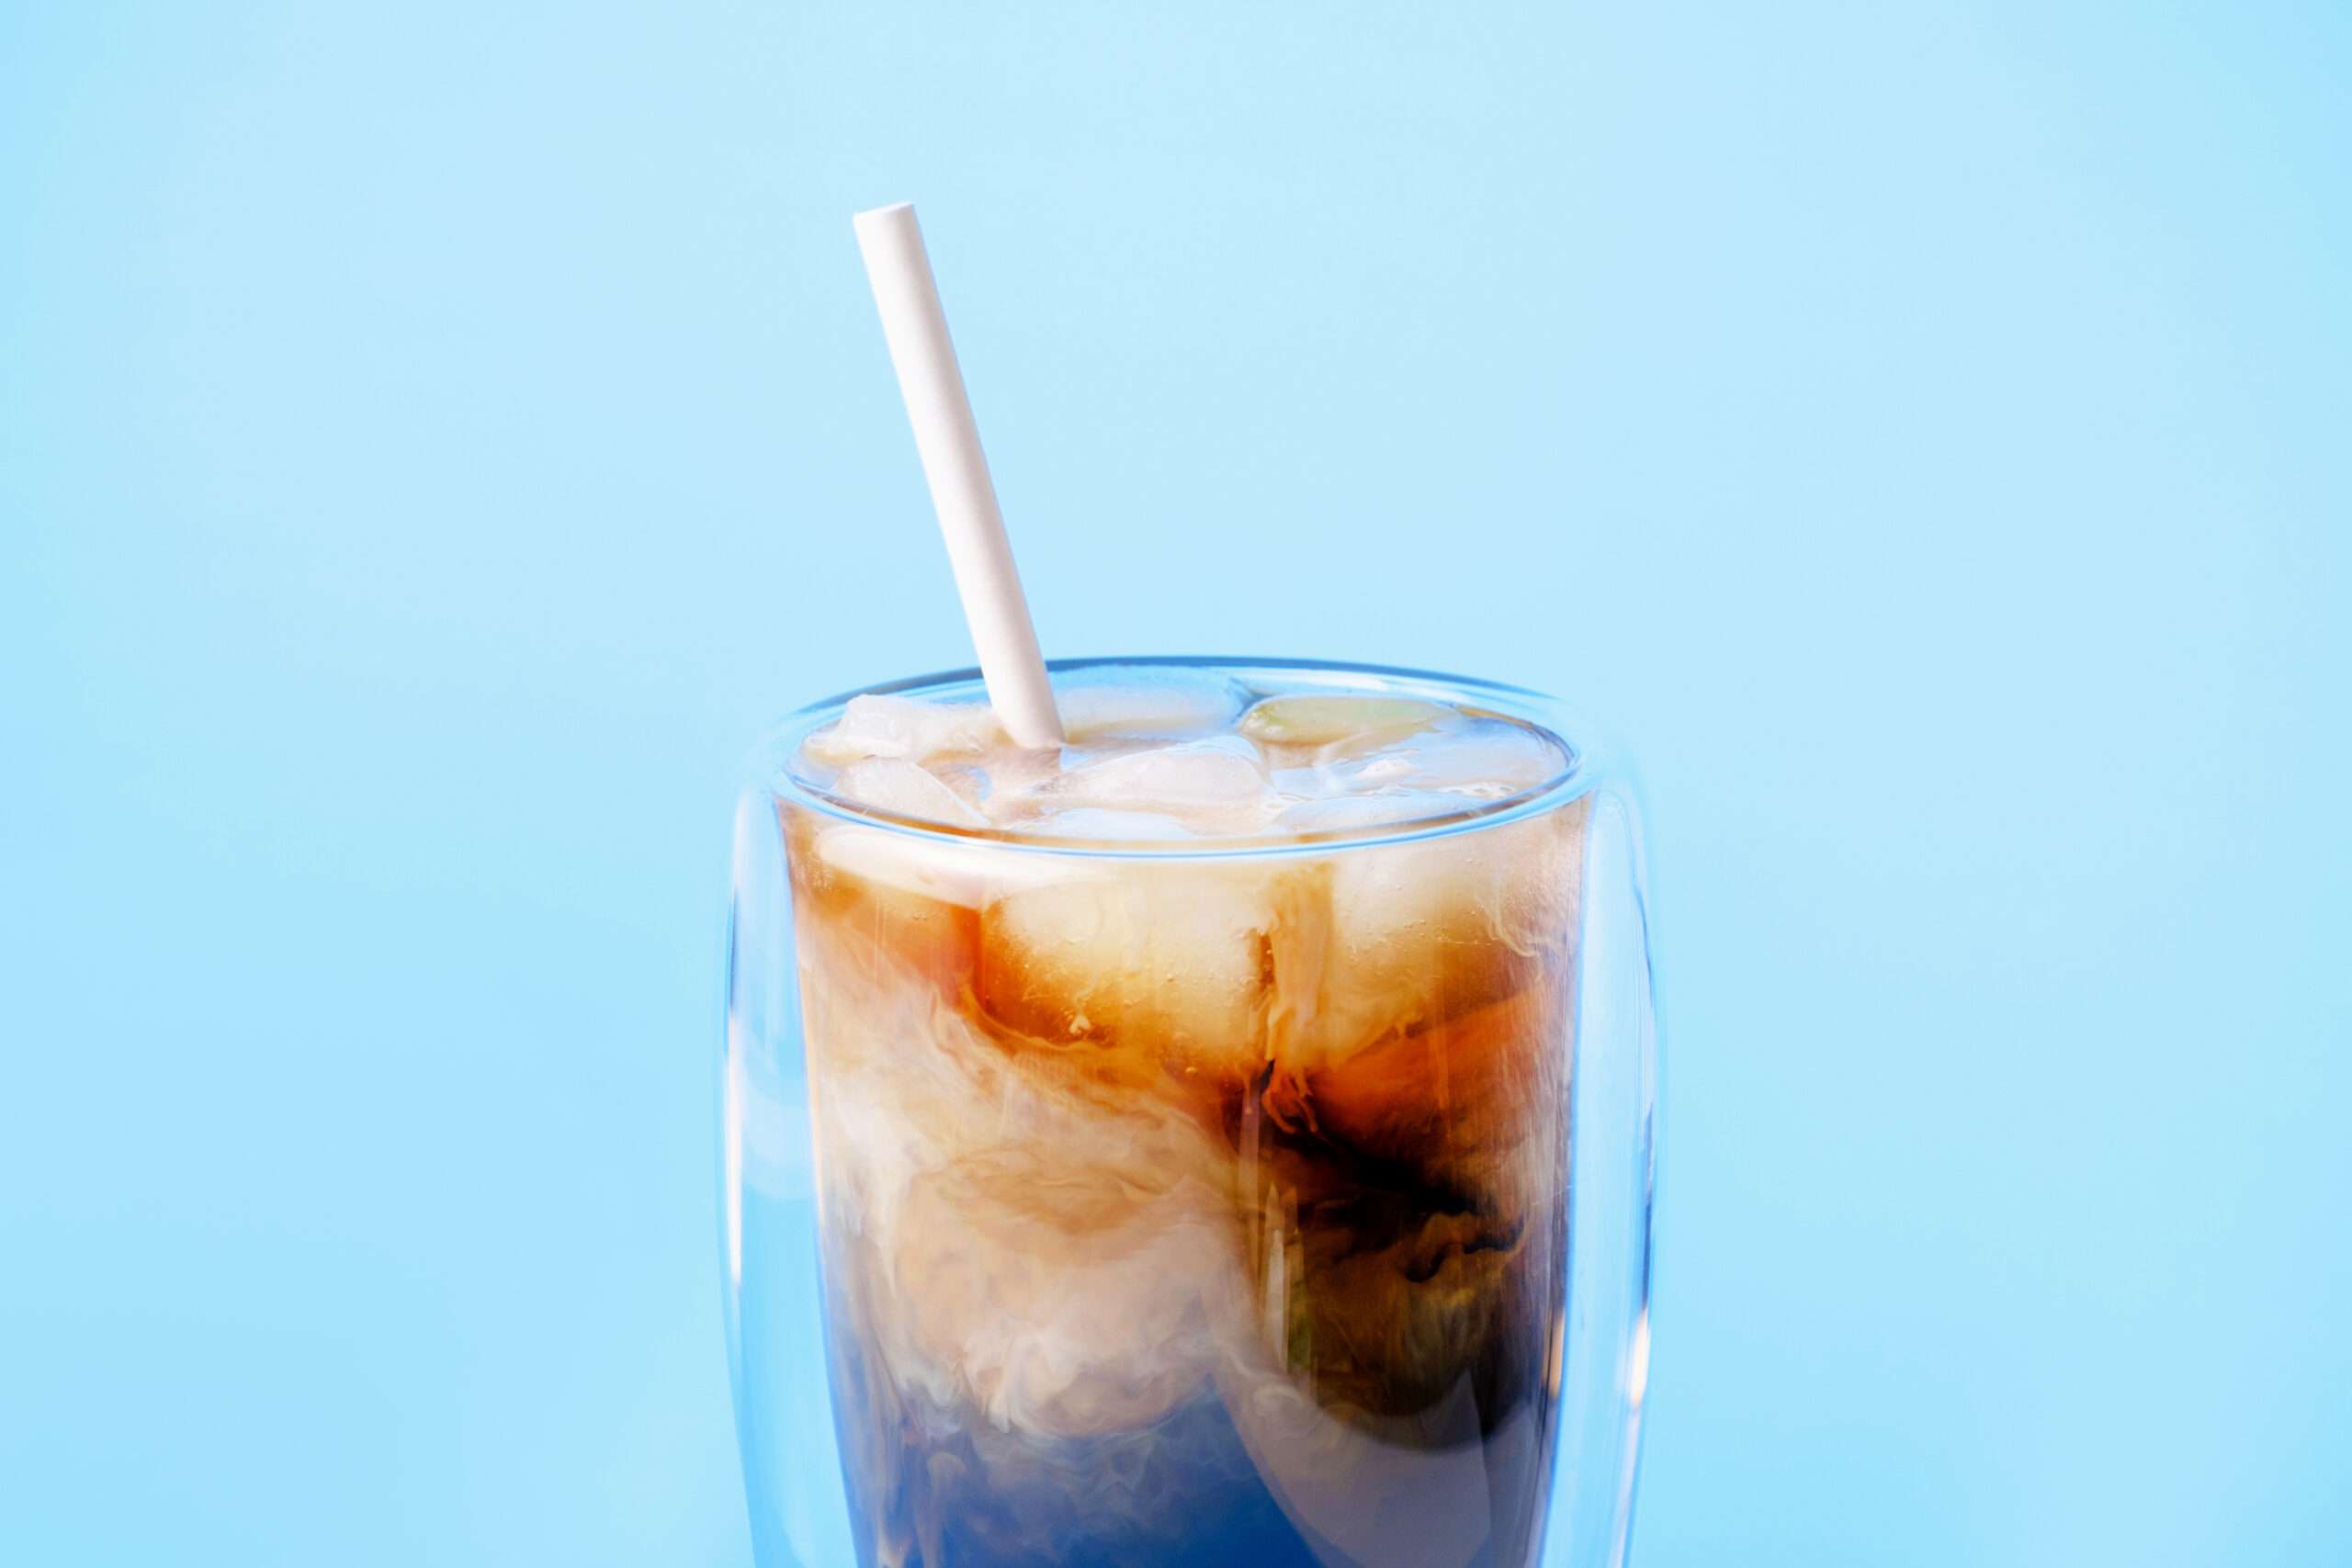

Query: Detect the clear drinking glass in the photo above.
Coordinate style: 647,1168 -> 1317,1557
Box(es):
722,659 -> 1655,1568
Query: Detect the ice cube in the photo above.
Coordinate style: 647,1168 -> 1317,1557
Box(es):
804,694 -> 1004,766
968,745 -> 1069,828
1358,716 -> 1567,800
831,756 -> 990,829
1239,694 -> 1450,757
793,809 -> 1114,1018
789,818 -> 982,1008
807,815 -> 1078,911
1271,716 -> 1568,808
1053,665 -> 1250,741
927,761 -> 991,812
1272,802 -> 1589,1077
1040,738 -> 1282,834
978,860 -> 1281,1089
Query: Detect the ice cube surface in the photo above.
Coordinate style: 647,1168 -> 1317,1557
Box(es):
834,757 -> 989,828
1035,739 -> 1279,834
793,671 -> 1571,844
1353,716 -> 1564,799
978,860 -> 1277,1085
1239,694 -> 1450,752
808,694 -> 1004,766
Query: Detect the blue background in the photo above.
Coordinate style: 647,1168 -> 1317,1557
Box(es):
5,2 -> 2346,1563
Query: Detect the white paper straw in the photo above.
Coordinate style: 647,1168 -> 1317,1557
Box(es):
853,202 -> 1064,750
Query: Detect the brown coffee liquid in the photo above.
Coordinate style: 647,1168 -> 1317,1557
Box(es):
786,674 -> 1584,1568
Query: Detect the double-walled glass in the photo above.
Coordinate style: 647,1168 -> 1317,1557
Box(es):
723,659 -> 1655,1568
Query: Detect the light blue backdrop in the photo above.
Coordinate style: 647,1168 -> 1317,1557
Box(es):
4,2 -> 2346,1563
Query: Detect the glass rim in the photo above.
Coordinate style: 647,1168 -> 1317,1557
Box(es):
749,655 -> 1610,859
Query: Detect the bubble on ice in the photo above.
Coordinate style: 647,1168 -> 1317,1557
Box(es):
832,756 -> 989,828
805,694 -> 1004,767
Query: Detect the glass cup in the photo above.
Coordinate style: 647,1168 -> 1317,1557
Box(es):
722,659 -> 1655,1568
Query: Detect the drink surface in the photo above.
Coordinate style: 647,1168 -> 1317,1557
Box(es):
778,665 -> 1588,1568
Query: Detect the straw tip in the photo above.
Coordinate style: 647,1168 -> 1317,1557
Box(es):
854,201 -> 916,227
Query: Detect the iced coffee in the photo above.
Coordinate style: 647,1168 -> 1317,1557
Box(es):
779,664 -> 1587,1568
